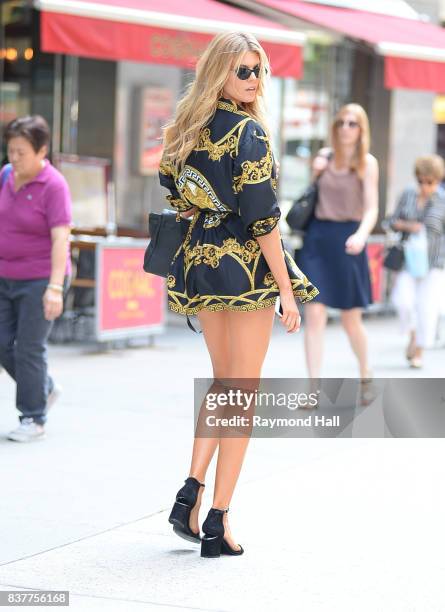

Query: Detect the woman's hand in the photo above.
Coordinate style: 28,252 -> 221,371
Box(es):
312,155 -> 329,177
43,288 -> 63,321
180,206 -> 198,219
279,287 -> 301,333
345,232 -> 366,255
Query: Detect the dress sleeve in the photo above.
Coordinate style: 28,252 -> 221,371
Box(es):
159,158 -> 194,213
233,120 -> 280,237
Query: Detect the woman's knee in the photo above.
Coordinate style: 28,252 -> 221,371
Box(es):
304,303 -> 327,332
340,310 -> 362,334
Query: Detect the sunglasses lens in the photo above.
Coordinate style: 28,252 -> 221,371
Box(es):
236,67 -> 250,80
236,65 -> 261,80
337,120 -> 358,128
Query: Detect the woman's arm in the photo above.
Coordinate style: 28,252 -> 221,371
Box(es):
256,226 -> 300,333
311,147 -> 331,180
389,190 -> 422,234
391,219 -> 422,233
43,225 -> 70,321
345,154 -> 379,255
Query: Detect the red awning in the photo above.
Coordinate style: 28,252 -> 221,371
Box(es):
36,0 -> 304,78
253,0 -> 445,91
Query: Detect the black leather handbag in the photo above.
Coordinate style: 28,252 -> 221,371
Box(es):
285,182 -> 319,232
383,243 -> 405,271
143,210 -> 190,278
286,151 -> 332,232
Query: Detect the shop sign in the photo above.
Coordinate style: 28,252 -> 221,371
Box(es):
96,243 -> 165,340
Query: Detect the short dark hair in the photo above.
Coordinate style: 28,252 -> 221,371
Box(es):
4,115 -> 50,153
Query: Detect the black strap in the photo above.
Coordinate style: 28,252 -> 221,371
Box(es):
186,315 -> 202,334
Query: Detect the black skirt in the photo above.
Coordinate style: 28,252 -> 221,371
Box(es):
167,210 -> 319,315
296,218 -> 372,309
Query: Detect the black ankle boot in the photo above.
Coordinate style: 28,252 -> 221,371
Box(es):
168,477 -> 205,543
201,507 -> 244,557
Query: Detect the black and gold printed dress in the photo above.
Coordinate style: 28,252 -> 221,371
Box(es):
159,98 -> 318,315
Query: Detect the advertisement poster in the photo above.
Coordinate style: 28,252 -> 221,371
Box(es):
139,87 -> 174,175
96,244 -> 165,340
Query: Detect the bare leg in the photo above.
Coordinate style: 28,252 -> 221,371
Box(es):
212,306 -> 275,550
406,330 -> 417,360
187,310 -> 231,533
340,308 -> 371,378
304,302 -> 327,378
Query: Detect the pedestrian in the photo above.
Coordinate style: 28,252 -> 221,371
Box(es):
159,31 -> 318,557
0,115 -> 72,442
389,155 -> 445,368
296,104 -> 379,381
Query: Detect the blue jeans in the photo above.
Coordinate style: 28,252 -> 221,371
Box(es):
0,277 -> 54,425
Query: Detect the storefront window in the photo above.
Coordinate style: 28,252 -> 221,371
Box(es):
0,2 -> 54,161
279,42 -> 330,201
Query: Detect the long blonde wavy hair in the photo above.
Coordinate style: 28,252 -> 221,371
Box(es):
331,103 -> 370,179
162,31 -> 271,172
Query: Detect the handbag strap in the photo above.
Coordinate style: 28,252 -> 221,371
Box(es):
186,315 -> 202,334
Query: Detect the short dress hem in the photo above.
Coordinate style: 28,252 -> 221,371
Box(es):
167,282 -> 319,316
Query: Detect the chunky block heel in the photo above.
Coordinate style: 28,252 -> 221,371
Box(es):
168,477 -> 205,543
200,507 -> 244,558
169,501 -> 189,530
201,534 -> 223,558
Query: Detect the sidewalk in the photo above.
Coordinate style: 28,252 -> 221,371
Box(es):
0,316 -> 444,611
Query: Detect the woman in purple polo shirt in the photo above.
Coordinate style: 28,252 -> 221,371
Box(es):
0,115 -> 72,442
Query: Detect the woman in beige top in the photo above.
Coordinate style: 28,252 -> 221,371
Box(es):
297,104 -> 379,380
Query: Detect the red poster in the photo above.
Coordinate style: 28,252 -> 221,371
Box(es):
97,246 -> 165,338
367,242 -> 385,303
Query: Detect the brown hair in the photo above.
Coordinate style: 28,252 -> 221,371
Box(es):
4,115 -> 50,153
414,155 -> 445,182
331,103 -> 370,179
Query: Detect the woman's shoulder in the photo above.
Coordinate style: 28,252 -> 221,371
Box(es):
365,153 -> 378,168
44,162 -> 69,190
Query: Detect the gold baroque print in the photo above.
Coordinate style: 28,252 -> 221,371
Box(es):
184,237 -> 260,269
197,128 -> 238,162
167,275 -> 319,315
233,138 -> 273,193
250,216 -> 280,237
263,272 -> 276,287
202,211 -> 230,229
217,100 -> 250,117
177,165 -> 228,212
166,195 -> 194,212
166,274 -> 176,288
159,159 -> 176,177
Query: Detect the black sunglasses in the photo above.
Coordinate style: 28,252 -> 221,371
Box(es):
235,64 -> 261,80
336,119 -> 359,129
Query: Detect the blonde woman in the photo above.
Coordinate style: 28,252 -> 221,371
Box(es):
389,155 -> 445,368
297,104 -> 379,380
159,32 -> 317,557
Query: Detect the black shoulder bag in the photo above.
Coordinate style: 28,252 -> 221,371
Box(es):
143,210 -> 201,333
285,152 -> 332,232
143,210 -> 190,278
